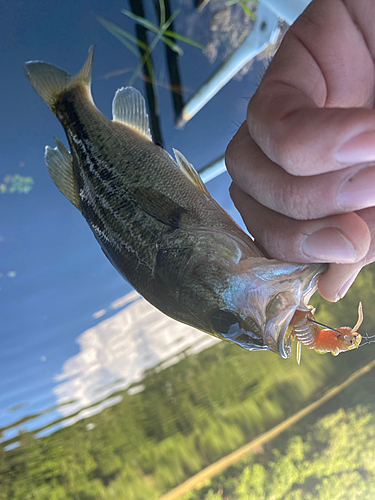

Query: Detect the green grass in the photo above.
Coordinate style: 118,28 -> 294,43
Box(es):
98,0 -> 202,87
225,0 -> 259,21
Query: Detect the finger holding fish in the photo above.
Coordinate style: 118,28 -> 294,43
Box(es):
225,0 -> 375,310
230,182 -> 373,302
318,206 -> 375,300
227,123 -> 375,302
243,0 -> 375,178
226,123 -> 375,221
230,182 -> 371,265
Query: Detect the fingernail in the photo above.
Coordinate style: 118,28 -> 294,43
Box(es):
336,131 -> 375,164
338,166 -> 375,210
336,273 -> 358,300
302,228 -> 357,263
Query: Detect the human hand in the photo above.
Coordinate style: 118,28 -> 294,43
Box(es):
225,0 -> 375,302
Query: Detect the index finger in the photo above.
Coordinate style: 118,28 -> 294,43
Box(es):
248,0 -> 375,176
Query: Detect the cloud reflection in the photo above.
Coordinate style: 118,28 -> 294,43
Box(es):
54,291 -> 219,421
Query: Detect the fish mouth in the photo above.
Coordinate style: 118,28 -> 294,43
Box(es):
264,264 -> 325,358
219,326 -> 269,352
221,261 -> 326,356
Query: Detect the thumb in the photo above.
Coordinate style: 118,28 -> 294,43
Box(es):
247,0 -> 375,176
248,95 -> 375,176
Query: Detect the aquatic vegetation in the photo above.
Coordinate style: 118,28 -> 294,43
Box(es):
0,271 -> 17,279
226,0 -> 259,20
0,174 -> 34,194
121,5 -> 203,52
98,0 -> 202,141
97,15 -> 156,88
98,0 -> 202,86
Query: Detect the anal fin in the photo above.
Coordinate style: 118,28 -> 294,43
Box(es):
45,138 -> 82,212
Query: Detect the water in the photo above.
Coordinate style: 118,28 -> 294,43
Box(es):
2,1 -> 375,499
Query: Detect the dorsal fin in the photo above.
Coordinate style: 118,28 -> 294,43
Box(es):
112,87 -> 152,140
44,138 -> 82,212
173,148 -> 210,195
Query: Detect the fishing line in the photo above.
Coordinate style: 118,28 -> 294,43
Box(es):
359,333 -> 375,347
307,318 -> 343,336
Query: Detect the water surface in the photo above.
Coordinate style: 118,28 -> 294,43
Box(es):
1,1 -> 375,499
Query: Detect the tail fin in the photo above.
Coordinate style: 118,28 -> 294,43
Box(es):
24,46 -> 95,111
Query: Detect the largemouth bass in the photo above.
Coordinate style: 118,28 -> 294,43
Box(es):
25,47 -> 342,359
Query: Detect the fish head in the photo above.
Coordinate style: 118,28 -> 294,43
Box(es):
178,230 -> 325,357
219,260 -> 325,357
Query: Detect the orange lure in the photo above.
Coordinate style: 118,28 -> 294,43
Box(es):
291,302 -> 365,364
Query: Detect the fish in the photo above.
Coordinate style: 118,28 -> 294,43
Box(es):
25,47 -> 355,360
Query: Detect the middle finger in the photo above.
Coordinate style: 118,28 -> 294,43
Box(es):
226,123 -> 375,220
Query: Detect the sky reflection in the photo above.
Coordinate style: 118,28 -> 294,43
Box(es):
54,291 -> 219,419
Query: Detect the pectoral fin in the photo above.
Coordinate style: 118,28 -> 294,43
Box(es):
112,87 -> 152,141
45,138 -> 82,212
128,187 -> 186,228
173,148 -> 209,196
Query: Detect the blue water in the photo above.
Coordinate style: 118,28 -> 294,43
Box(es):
1,0 -> 258,442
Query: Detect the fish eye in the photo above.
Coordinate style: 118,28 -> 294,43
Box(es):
211,309 -> 240,336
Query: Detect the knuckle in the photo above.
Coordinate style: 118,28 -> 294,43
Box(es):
270,130 -> 305,176
278,183 -> 311,220
229,182 -> 239,204
260,221 -> 290,262
264,177 -> 311,220
224,139 -> 237,179
225,127 -> 250,185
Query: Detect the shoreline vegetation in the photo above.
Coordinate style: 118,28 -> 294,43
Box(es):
164,357 -> 375,500
1,265 -> 375,499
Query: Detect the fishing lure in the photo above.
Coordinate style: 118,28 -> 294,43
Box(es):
290,302 -> 366,364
